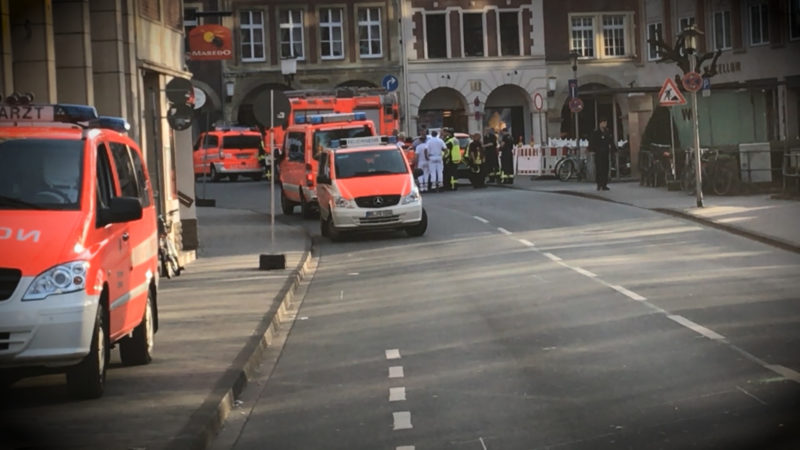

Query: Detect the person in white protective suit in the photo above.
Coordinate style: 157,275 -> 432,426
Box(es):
415,135 -> 430,192
425,130 -> 446,192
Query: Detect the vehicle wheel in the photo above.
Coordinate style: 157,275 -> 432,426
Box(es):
405,208 -> 428,237
119,290 -> 155,366
325,215 -> 341,241
712,167 -> 735,196
229,174 -> 239,182
320,214 -> 329,237
210,165 -> 221,182
301,195 -> 315,219
557,161 -> 574,182
280,189 -> 295,215
66,304 -> 108,399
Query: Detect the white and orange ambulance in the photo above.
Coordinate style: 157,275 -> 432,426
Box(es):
0,97 -> 159,398
278,112 -> 376,218
316,136 -> 427,240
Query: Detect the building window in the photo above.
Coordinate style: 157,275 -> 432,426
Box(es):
571,16 -> 595,57
570,13 -> 632,59
184,5 -> 199,54
240,10 -> 265,62
603,15 -> 626,56
749,2 -> 769,45
358,7 -> 382,58
679,16 -> 695,33
713,10 -> 732,50
792,0 -> 800,40
647,22 -> 663,60
499,12 -> 520,56
280,9 -> 304,59
320,8 -> 344,59
462,12 -> 484,57
426,14 -> 447,58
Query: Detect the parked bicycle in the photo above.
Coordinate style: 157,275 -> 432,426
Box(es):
639,146 -> 672,187
554,146 -> 588,182
681,148 -> 739,196
158,215 -> 183,279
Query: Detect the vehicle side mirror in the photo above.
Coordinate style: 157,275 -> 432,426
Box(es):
413,168 -> 424,178
98,196 -> 143,226
316,175 -> 330,185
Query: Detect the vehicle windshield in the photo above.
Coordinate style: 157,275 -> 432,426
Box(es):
313,126 -> 372,159
222,135 -> 262,149
335,149 -> 408,179
0,138 -> 83,210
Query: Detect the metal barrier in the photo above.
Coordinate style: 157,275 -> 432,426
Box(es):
782,148 -> 800,192
514,145 -> 574,177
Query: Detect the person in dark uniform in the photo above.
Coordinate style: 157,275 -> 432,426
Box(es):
466,132 -> 486,188
588,118 -> 616,191
499,128 -> 515,184
483,128 -> 499,183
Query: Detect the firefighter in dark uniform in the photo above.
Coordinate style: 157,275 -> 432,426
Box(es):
483,128 -> 499,183
499,128 -> 515,184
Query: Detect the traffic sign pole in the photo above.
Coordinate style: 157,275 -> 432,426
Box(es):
688,62 -> 704,208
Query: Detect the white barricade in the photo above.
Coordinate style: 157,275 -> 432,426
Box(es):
514,145 -> 542,176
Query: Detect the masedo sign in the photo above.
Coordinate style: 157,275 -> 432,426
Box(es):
188,24 -> 233,61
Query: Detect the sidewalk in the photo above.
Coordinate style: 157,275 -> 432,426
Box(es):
502,176 -> 800,253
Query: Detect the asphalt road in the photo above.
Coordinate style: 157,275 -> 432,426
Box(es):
213,181 -> 800,449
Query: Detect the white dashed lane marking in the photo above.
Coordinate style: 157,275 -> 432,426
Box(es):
473,215 -> 489,224
389,366 -> 404,378
517,239 -> 535,247
497,227 -> 512,235
389,387 -> 406,402
667,315 -> 726,341
393,411 -> 413,430
385,349 -> 401,360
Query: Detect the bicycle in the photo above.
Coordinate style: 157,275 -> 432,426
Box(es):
158,215 -> 183,279
681,148 -> 739,196
554,146 -> 588,182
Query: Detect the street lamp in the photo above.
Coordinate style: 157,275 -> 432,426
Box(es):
569,51 -> 580,140
682,25 -> 705,208
281,55 -> 297,88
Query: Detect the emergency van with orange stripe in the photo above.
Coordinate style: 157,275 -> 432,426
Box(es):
316,136 -> 427,240
278,112 -> 376,218
0,97 -> 159,399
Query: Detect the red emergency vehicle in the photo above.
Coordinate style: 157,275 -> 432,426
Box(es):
193,126 -> 264,181
271,88 -> 399,151
278,112 -> 376,218
316,136 -> 426,240
0,98 -> 159,398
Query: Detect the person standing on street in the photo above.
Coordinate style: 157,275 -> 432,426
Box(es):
443,128 -> 462,191
415,135 -> 429,191
467,132 -> 486,188
499,128 -> 515,184
588,118 -> 615,191
483,128 -> 499,183
425,130 -> 446,192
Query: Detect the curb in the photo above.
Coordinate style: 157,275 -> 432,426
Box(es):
500,183 -> 800,255
166,234 -> 315,450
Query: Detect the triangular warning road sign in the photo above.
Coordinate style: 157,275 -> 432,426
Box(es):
658,77 -> 687,106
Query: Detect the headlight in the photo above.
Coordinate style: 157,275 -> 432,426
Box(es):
23,261 -> 89,301
334,196 -> 356,209
401,187 -> 421,205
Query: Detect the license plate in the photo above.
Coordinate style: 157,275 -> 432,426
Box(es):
366,210 -> 392,218
236,154 -> 250,159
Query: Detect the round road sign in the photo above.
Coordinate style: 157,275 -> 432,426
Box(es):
682,71 -> 703,92
568,97 -> 584,113
533,93 -> 544,111
253,89 -> 292,129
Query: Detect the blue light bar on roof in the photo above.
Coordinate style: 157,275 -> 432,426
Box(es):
295,115 -> 307,124
54,104 -> 98,122
329,139 -> 341,149
90,116 -> 130,133
305,112 -> 369,124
